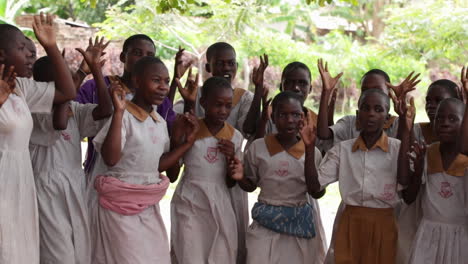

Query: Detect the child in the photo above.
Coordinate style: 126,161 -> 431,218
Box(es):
169,76 -> 243,264
29,39 -> 112,263
405,97 -> 468,264
90,56 -> 197,263
0,14 -> 76,263
413,79 -> 461,144
77,34 -> 176,174
305,88 -> 413,264
233,91 -> 325,264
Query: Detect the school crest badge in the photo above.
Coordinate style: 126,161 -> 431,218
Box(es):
380,184 -> 396,201
61,131 -> 71,141
204,147 -> 219,163
438,181 -> 453,198
275,161 -> 289,177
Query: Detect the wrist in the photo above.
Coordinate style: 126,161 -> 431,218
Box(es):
305,144 -> 316,153
113,109 -> 125,117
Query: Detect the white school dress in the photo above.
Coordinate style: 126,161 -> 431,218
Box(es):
244,135 -> 326,264
171,119 -> 243,264
409,143 -> 468,264
175,87 -> 253,263
0,78 -> 54,264
29,101 -> 101,264
90,101 -> 170,264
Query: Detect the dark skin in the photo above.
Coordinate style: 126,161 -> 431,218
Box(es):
101,63 -> 197,170
119,39 -> 156,93
25,38 -> 37,78
53,39 -> 113,130
305,93 -> 410,195
168,88 -> 237,187
0,31 -> 34,78
461,66 -> 468,155
361,74 -> 389,94
425,86 -> 455,124
235,99 -> 325,198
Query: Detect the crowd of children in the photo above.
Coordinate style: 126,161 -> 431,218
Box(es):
0,13 -> 467,264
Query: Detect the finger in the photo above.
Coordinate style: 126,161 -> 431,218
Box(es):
334,72 -> 344,81
0,64 -> 4,80
6,66 -> 15,82
75,48 -> 86,56
100,59 -> 107,66
175,78 -> 184,91
404,71 -> 414,83
103,40 -> 110,50
94,35 -> 99,46
265,54 -> 269,66
409,73 -> 420,84
385,82 -> 397,90
46,13 -> 52,25
187,67 -> 192,79
325,61 -> 328,72
88,37 -> 93,47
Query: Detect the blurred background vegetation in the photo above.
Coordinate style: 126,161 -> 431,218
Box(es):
2,0 -> 467,120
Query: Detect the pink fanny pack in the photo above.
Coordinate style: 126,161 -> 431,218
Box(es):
94,174 -> 170,215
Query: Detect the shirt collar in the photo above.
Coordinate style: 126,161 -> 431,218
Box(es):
195,119 -> 235,141
264,134 -> 305,160
352,132 -> 389,152
126,100 -> 159,122
427,142 -> 468,177
419,122 -> 438,145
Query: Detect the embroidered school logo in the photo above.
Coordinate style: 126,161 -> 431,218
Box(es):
438,181 -> 453,198
275,161 -> 289,177
61,132 -> 71,141
204,147 -> 219,163
11,100 -> 23,114
380,184 -> 396,201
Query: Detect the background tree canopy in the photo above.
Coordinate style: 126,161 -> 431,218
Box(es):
2,0 -> 467,117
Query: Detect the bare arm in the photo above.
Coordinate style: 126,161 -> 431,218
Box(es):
52,104 -> 69,130
460,66 -> 468,155
101,87 -> 126,167
301,120 -> 325,197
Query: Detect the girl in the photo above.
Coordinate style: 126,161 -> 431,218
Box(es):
234,91 -> 325,264
90,56 -> 198,263
0,14 -> 76,263
29,39 -> 112,263
305,88 -> 414,264
405,69 -> 468,264
169,76 -> 243,264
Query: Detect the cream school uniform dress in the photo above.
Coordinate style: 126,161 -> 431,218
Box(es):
409,143 -> 468,264
318,133 -> 402,264
175,87 -> 253,263
171,119 -> 243,264
324,115 -> 399,264
0,78 -> 54,264
396,121 -> 436,264
29,102 -> 101,264
90,101 -> 170,264
244,135 -> 326,264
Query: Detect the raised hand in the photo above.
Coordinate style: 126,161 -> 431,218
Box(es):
176,67 -> 199,103
461,66 -> 468,103
386,72 -> 421,99
76,37 -> 109,74
318,58 -> 343,93
0,65 -> 17,106
299,117 -> 317,147
174,46 -> 192,79
32,13 -> 57,49
110,82 -> 126,113
229,157 -> 244,181
252,54 -> 269,88
218,139 -> 235,159
183,112 -> 199,144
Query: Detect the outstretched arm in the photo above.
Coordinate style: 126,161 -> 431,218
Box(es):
33,13 -> 76,104
460,66 -> 468,155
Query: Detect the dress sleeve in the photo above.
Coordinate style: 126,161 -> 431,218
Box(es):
93,112 -> 127,153
71,102 -> 102,138
243,140 -> 260,185
15,78 -> 54,113
317,144 -> 341,189
330,115 -> 353,144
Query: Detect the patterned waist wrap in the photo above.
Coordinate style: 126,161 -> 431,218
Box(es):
252,202 -> 316,239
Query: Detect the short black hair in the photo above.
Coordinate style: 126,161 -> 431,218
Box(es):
280,62 -> 311,89
122,34 -> 155,53
428,79 -> 461,99
358,88 -> 390,113
437,98 -> 465,116
0,24 -> 22,49
206,42 -> 236,62
361,69 -> 391,83
133,56 -> 165,77
272,91 -> 304,114
201,76 -> 232,99
33,56 -> 54,82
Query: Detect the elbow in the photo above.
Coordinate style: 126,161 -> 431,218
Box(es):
308,186 -> 325,199
102,155 -> 119,167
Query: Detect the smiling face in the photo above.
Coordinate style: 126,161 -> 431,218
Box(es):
135,63 -> 170,106
0,30 -> 33,77
357,92 -> 389,134
426,85 -> 454,123
361,74 -> 389,94
281,68 -> 311,102
206,48 -> 237,84
434,100 -> 464,143
201,87 -> 233,127
120,39 -> 156,74
272,98 -> 304,138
